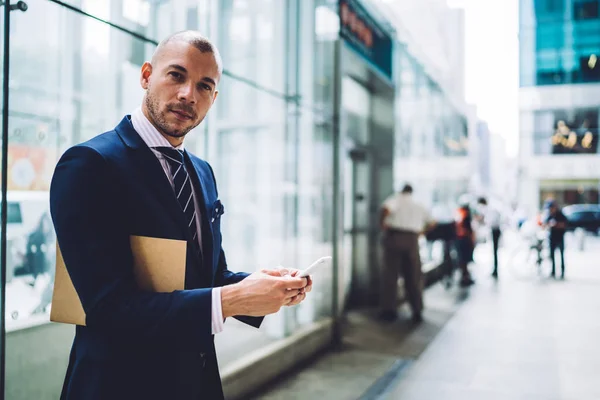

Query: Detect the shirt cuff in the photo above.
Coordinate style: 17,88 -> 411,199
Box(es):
211,287 -> 225,335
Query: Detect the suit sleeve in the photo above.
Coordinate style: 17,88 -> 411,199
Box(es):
215,248 -> 263,329
205,162 -> 263,329
50,145 -> 213,350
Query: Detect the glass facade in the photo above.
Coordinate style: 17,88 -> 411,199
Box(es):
394,45 -> 470,267
1,0 -> 470,397
395,44 -> 470,216
3,1 -> 337,396
519,1 -> 600,211
520,0 -> 600,87
520,1 -> 600,157
396,48 -> 469,159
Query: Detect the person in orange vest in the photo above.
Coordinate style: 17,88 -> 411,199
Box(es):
455,204 -> 475,287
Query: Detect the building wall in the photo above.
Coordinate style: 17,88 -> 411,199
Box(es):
519,0 -> 600,87
380,0 -> 466,99
373,0 -> 472,220
394,40 -> 471,221
518,0 -> 600,211
477,121 -> 491,190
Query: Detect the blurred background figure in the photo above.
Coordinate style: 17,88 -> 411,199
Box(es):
25,211 -> 55,284
544,199 -> 568,279
27,212 -> 56,315
476,197 -> 502,278
455,203 -> 475,287
380,184 -> 435,323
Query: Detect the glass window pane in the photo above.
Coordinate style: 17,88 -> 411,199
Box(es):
4,1 -> 336,396
5,1 -> 176,397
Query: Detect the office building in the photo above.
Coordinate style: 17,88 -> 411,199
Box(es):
519,0 -> 600,211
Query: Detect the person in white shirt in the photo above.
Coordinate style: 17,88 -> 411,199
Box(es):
380,184 -> 435,323
477,197 -> 502,278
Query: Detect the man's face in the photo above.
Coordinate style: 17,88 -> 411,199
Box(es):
140,41 -> 220,141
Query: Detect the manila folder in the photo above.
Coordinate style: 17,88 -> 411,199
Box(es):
50,235 -> 187,326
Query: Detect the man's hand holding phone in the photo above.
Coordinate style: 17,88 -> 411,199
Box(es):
221,269 -> 308,318
277,256 -> 331,306
276,268 -> 313,306
221,256 -> 330,317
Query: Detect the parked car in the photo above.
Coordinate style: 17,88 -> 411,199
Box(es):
562,204 -> 600,234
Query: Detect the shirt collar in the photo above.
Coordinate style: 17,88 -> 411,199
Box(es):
131,107 -> 184,151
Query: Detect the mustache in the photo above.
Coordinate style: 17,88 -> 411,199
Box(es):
167,104 -> 196,119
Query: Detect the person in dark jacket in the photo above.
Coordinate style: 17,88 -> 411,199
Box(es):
544,200 -> 568,279
50,31 -> 312,400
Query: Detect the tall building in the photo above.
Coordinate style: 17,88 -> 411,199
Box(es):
519,0 -> 600,212
378,0 -> 472,219
472,119 -> 514,208
380,0 -> 466,98
476,120 -> 492,191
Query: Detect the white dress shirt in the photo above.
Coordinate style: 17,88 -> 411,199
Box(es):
131,107 -> 224,335
382,193 -> 433,233
479,204 -> 501,229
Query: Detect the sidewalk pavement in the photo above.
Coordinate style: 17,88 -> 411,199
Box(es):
386,234 -> 600,400
248,277 -> 468,399
252,234 -> 600,400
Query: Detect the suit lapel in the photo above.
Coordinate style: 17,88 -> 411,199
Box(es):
115,117 -> 191,238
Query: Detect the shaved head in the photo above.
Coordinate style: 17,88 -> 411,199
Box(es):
151,31 -> 223,75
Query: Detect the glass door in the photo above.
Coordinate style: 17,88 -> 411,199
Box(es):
340,76 -> 372,308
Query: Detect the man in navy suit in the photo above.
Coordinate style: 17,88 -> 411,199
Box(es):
50,31 -> 312,399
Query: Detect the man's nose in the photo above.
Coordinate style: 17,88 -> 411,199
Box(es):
177,83 -> 197,104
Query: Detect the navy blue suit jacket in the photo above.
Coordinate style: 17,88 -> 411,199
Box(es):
50,116 -> 262,400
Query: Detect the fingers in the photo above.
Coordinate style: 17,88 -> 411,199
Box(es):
304,276 -> 313,293
285,292 -> 306,306
281,277 -> 308,290
261,268 -> 287,277
283,288 -> 303,300
288,269 -> 302,277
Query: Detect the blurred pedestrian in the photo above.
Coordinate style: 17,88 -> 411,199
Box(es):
476,197 -> 502,278
379,184 -> 435,323
544,200 -> 567,279
455,203 -> 475,287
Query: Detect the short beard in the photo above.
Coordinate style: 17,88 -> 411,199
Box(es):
145,91 -> 195,139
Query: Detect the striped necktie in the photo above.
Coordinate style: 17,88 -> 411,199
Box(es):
155,147 -> 201,255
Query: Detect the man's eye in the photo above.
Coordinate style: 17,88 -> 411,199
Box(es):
201,83 -> 212,91
169,72 -> 183,80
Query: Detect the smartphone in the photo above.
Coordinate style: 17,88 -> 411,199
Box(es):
298,256 -> 332,278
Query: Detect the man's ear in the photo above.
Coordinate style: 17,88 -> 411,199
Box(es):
140,62 -> 152,90
212,90 -> 219,104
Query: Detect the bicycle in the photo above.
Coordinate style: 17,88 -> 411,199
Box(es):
505,228 -> 552,279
